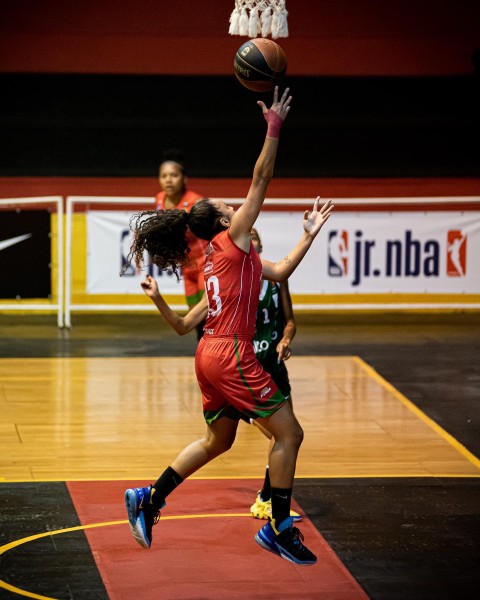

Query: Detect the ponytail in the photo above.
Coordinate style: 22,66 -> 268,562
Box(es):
123,200 -> 226,279
125,209 -> 191,280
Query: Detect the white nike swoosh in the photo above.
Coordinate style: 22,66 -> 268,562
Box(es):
0,234 -> 32,251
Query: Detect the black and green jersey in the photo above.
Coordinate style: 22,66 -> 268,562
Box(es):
253,280 -> 285,363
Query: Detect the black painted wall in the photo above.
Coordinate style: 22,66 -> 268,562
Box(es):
1,74 -> 479,178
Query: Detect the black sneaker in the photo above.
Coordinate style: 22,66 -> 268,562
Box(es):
275,517 -> 317,565
256,516 -> 317,565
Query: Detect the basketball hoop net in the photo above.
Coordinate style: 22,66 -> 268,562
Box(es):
229,0 -> 288,39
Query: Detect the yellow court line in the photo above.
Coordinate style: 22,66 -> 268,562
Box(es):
0,521 -> 126,600
354,356 -> 480,470
1,473 -> 480,484
291,473 -> 480,479
0,520 -> 126,555
0,514 -> 251,600
0,514 -> 250,554
0,582 -> 54,600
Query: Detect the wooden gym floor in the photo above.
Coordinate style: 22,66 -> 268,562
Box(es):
0,312 -> 479,599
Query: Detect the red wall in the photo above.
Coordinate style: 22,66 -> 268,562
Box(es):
1,0 -> 478,76
1,177 -> 479,201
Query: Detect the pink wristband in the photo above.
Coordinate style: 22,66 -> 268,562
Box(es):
266,110 -> 283,139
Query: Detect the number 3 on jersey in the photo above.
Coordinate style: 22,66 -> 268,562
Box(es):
206,275 -> 222,317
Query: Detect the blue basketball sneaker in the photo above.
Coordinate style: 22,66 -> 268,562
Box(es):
124,485 -> 164,549
255,516 -> 317,565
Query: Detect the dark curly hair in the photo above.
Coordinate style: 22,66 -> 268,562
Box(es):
125,209 -> 190,280
188,199 -> 225,241
124,200 -> 225,279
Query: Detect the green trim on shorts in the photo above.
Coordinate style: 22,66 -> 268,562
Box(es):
204,407 -> 230,425
250,389 -> 287,418
186,289 -> 204,308
203,389 -> 286,424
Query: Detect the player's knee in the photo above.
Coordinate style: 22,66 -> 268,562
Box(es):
206,434 -> 235,458
290,422 -> 304,449
277,422 -> 303,450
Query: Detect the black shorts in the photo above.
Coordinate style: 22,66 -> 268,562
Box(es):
260,354 -> 291,400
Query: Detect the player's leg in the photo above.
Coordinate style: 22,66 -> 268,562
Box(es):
126,335 -> 237,551
251,418 -> 273,439
250,359 -> 301,521
194,339 -> 314,563
125,417 -> 238,549
256,401 -> 302,492
254,402 -> 316,565
170,416 -> 239,479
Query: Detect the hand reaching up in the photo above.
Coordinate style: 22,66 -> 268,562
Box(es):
303,197 -> 334,239
257,86 -> 292,138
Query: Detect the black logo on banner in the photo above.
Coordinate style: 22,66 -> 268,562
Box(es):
0,210 -> 51,298
120,228 -> 179,279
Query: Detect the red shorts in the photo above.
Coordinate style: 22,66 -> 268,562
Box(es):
195,335 -> 287,424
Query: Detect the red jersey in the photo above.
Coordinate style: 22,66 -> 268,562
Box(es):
203,230 -> 262,338
155,189 -> 207,262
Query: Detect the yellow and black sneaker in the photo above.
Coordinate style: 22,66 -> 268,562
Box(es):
250,491 -> 302,522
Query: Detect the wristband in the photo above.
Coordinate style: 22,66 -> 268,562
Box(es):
265,110 -> 283,139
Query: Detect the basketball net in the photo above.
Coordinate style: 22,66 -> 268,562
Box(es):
229,0 -> 288,39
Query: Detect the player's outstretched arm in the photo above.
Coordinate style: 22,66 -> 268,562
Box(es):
261,197 -> 334,283
229,86 -> 292,252
141,274 -> 207,335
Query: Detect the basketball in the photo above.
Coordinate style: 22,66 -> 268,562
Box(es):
234,38 -> 287,92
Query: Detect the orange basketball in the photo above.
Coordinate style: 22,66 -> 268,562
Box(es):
234,38 -> 287,92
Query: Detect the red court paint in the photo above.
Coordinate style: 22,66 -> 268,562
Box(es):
68,479 -> 369,599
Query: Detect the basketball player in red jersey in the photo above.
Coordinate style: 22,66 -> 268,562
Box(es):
124,87 -> 334,565
155,150 -> 207,339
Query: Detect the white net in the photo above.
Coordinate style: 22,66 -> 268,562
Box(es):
229,0 -> 288,39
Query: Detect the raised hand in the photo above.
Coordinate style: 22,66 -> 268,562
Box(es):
303,197 -> 334,239
257,86 -> 292,138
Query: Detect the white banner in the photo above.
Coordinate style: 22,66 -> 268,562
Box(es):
254,210 -> 480,293
87,211 -> 185,294
87,210 -> 480,295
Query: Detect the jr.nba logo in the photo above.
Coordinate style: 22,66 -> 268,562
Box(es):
447,230 -> 467,277
328,230 -> 349,276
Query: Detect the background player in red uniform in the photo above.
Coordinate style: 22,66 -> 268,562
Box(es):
124,87 -> 334,565
155,149 -> 207,339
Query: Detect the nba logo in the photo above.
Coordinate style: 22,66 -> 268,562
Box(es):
447,230 -> 467,277
328,231 -> 348,276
